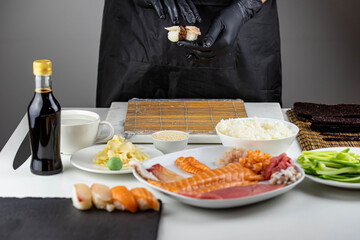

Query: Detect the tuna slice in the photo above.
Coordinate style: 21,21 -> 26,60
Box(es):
180,184 -> 285,199
263,153 -> 295,180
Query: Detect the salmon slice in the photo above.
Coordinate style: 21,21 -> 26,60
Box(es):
148,162 -> 263,193
175,156 -> 211,175
147,164 -> 185,182
131,187 -> 160,211
110,186 -> 138,213
179,180 -> 256,195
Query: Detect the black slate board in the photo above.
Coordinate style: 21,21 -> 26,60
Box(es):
0,197 -> 162,240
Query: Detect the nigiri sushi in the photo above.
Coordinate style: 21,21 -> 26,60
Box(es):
72,183 -> 92,210
130,187 -> 160,211
91,183 -> 115,212
165,26 -> 201,42
110,186 -> 138,213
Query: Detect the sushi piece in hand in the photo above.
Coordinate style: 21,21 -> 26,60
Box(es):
110,186 -> 138,213
72,183 -> 93,210
91,183 -> 115,212
130,187 -> 160,211
165,26 -> 201,42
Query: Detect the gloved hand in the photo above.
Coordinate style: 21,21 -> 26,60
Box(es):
177,0 -> 263,62
138,0 -> 201,24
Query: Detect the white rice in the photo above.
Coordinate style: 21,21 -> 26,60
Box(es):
217,118 -> 295,140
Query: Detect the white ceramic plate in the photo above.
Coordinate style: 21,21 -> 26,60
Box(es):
132,146 -> 305,208
298,147 -> 360,189
70,144 -> 163,174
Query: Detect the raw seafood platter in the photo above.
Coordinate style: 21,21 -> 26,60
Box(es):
131,146 -> 305,208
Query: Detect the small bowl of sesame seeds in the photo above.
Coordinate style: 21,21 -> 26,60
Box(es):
152,130 -> 189,154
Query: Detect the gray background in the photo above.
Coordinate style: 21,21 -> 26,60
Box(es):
1,0 -> 359,150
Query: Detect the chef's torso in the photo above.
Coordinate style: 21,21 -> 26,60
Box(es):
97,0 -> 281,106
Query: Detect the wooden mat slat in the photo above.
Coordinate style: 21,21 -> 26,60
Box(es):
287,110 -> 360,151
124,100 -> 247,134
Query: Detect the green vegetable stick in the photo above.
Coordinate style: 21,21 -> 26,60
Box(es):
297,148 -> 360,183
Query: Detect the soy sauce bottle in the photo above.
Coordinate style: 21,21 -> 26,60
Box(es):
28,59 -> 62,175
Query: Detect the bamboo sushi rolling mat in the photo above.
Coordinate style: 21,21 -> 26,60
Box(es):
124,100 -> 247,134
287,110 -> 360,151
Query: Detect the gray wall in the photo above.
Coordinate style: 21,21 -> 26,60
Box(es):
278,0 -> 360,105
1,0 -> 359,150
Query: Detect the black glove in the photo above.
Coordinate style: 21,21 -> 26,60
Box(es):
177,0 -> 262,62
139,0 -> 201,24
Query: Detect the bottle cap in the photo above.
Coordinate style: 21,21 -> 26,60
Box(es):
33,59 -> 52,75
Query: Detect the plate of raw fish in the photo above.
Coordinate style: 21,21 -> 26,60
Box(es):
131,146 -> 305,208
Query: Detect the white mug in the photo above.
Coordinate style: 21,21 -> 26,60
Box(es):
61,110 -> 114,154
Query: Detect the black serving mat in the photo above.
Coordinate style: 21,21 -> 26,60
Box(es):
0,197 -> 162,240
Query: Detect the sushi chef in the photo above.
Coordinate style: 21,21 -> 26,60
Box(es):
96,0 -> 281,107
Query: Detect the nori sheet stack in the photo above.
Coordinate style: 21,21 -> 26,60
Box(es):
294,102 -> 360,133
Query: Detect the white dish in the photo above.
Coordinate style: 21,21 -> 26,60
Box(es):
299,147 -> 360,189
132,146 -> 305,208
216,117 -> 299,156
70,144 -> 163,174
152,130 -> 189,154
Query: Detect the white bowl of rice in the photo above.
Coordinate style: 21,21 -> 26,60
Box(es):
215,117 -> 299,156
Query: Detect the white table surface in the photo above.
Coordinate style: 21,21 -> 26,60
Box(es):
1,105 -> 360,240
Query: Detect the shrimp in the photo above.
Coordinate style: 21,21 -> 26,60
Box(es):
175,156 -> 211,175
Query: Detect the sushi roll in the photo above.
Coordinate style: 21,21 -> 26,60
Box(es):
90,183 -> 115,212
110,186 -> 138,213
165,26 -> 201,42
72,183 -> 92,210
130,187 -> 160,211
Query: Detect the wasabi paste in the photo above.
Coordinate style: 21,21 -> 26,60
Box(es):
107,157 -> 123,170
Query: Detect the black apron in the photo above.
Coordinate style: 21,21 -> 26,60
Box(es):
96,0 -> 282,107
